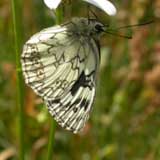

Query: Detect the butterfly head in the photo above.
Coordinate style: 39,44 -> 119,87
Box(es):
91,20 -> 106,34
69,18 -> 106,38
86,18 -> 106,37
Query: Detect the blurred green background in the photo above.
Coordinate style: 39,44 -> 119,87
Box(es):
0,0 -> 160,159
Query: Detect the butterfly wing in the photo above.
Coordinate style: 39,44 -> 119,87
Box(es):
21,25 -> 88,101
21,24 -> 100,133
45,38 -> 100,133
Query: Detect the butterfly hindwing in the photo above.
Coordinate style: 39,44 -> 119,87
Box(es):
45,38 -> 100,133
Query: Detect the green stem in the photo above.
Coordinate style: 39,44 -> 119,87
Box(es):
47,119 -> 56,160
11,0 -> 25,160
47,8 -> 63,160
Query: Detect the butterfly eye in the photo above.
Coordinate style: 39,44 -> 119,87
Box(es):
95,24 -> 104,33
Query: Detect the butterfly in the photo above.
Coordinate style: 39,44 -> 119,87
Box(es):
21,17 -> 105,133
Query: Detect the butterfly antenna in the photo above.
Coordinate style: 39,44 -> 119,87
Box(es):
89,8 -> 99,20
87,6 -> 101,25
116,20 -> 154,30
104,31 -> 132,39
104,20 -> 154,39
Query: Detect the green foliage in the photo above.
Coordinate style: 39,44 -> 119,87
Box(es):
0,0 -> 160,159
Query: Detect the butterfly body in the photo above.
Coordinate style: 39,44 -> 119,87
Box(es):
21,17 -> 105,133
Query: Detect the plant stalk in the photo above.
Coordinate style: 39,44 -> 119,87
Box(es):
47,8 -> 63,160
11,0 -> 25,159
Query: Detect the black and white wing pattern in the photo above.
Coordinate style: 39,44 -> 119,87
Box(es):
21,25 -> 83,100
21,18 -> 101,133
46,38 -> 100,133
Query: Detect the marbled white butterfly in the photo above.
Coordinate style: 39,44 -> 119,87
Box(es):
21,17 -> 105,133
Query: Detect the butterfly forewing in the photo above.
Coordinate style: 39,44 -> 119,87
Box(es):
22,25 -> 87,100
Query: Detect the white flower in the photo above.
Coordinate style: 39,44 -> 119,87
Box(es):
44,0 -> 117,16
83,0 -> 116,15
44,0 -> 61,9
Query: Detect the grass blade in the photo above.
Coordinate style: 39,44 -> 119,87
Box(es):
11,0 -> 25,159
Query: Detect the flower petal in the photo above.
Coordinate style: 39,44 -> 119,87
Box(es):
44,0 -> 61,9
83,0 -> 117,15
